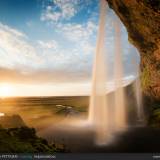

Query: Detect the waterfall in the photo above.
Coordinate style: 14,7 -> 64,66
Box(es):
113,19 -> 127,131
88,0 -> 110,145
88,0 -> 128,145
88,0 -> 143,145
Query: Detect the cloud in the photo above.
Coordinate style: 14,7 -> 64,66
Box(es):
38,40 -> 59,50
57,21 -> 97,42
41,0 -> 78,23
40,0 -> 99,70
41,6 -> 61,22
0,23 -> 42,69
0,22 -> 93,84
51,20 -> 98,60
0,66 -> 89,84
0,23 -> 26,38
41,0 -> 95,23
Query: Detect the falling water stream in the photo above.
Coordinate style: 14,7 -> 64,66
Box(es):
134,69 -> 145,124
89,0 -> 109,145
113,19 -> 127,131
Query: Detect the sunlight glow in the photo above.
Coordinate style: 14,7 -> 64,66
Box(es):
0,112 -> 5,117
0,83 -> 14,98
0,77 -> 135,97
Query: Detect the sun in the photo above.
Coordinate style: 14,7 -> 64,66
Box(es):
0,83 -> 13,98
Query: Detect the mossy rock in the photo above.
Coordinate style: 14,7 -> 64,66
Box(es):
0,127 -> 57,153
141,66 -> 151,90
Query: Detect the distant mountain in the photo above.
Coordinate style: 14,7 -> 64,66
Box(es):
0,114 -> 26,128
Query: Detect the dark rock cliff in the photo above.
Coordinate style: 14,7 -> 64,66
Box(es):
106,0 -> 160,101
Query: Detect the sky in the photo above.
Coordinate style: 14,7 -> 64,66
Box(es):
0,0 -> 139,96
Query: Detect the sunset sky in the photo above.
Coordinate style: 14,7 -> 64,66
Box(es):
0,0 -> 139,96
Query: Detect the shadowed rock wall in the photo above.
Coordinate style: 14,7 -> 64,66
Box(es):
107,0 -> 160,100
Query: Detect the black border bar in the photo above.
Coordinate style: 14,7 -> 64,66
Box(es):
0,153 -> 159,160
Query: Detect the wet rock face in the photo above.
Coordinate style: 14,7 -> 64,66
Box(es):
107,0 -> 160,100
